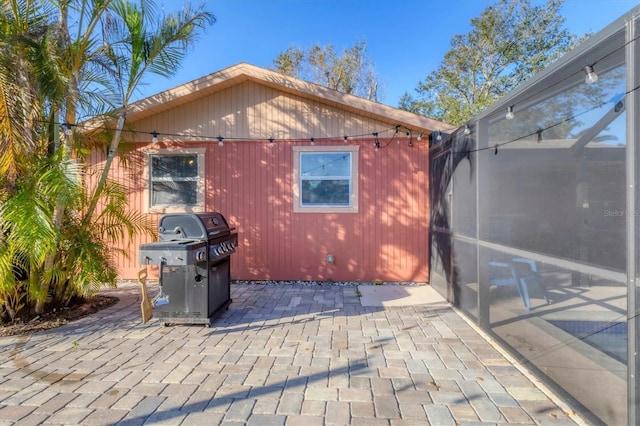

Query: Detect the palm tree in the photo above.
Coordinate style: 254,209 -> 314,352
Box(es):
0,0 -> 65,183
0,0 -> 215,320
82,0 -> 215,224
45,0 -> 213,315
0,0 -> 71,319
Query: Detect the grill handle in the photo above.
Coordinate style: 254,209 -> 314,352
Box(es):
159,226 -> 184,236
208,227 -> 236,236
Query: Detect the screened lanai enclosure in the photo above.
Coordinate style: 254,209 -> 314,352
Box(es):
429,6 -> 640,425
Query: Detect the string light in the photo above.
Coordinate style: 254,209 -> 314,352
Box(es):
436,131 -> 442,141
47,42 -> 640,159
505,106 -> 515,120
492,34 -> 640,127
50,82 -> 623,158
47,80 -> 625,159
537,128 -> 543,143
44,121 -> 443,152
492,34 -> 640,128
449,80 -> 634,157
269,137 -> 274,148
49,69 -> 627,159
584,65 -> 599,84
464,124 -> 471,135
49,97 -> 468,152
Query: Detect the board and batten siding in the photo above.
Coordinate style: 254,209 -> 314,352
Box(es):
106,80 -> 430,282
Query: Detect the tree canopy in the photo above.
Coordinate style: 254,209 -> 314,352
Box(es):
399,0 -> 580,126
272,40 -> 382,102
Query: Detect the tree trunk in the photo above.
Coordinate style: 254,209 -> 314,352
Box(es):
35,119 -> 67,315
82,114 -> 126,227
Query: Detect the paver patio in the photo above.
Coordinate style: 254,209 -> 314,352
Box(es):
0,282 -> 584,425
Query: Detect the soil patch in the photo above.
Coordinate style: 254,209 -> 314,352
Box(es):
0,295 -> 119,337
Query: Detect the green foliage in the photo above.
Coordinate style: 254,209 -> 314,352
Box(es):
0,0 -> 212,320
399,0 -> 580,125
272,39 -> 382,102
0,150 -> 154,320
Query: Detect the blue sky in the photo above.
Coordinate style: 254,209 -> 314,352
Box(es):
138,0 -> 640,107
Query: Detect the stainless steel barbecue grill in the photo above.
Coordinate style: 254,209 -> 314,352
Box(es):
139,212 -> 238,326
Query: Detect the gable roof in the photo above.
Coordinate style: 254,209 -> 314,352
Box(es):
126,62 -> 451,135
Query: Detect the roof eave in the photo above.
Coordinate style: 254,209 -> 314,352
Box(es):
125,62 -> 451,134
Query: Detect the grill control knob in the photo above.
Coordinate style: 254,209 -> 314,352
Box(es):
196,250 -> 206,262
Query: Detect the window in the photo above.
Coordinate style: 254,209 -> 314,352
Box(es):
293,145 -> 359,213
144,148 -> 205,213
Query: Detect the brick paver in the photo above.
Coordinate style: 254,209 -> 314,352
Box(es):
0,282 -> 583,425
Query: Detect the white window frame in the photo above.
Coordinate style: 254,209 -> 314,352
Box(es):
143,147 -> 206,213
293,145 -> 359,213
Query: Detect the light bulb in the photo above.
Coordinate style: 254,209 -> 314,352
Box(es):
505,106 -> 514,120
463,124 -> 470,135
151,131 -> 158,143
585,65 -> 598,84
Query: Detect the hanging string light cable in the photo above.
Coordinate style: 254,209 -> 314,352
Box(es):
56,83 -> 637,158
483,32 -> 640,128
455,86 -> 635,156
66,122 -> 408,146
53,38 -> 640,157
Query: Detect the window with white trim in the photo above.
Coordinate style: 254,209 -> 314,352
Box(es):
144,148 -> 205,213
293,145 -> 359,213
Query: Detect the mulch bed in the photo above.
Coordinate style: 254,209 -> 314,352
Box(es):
0,295 -> 119,337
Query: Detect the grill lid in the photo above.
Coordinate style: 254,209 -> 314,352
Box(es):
158,212 -> 231,241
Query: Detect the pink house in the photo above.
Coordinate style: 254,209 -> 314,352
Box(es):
95,63 -> 448,283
